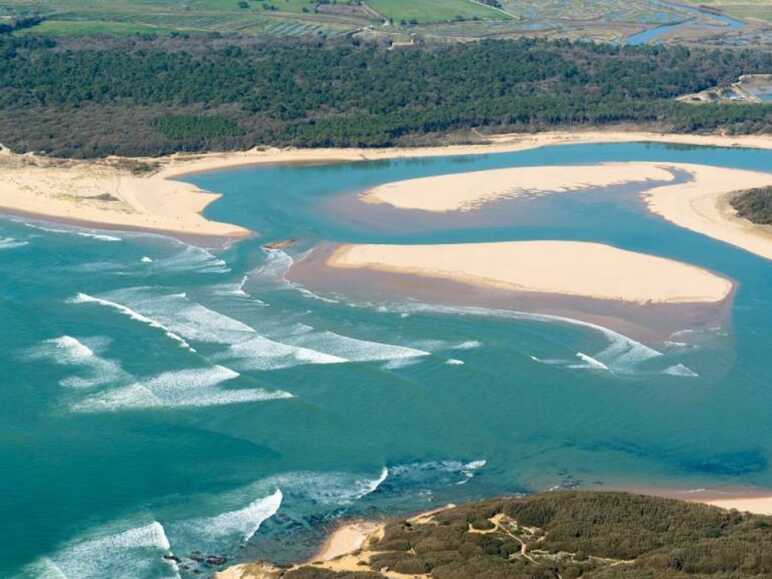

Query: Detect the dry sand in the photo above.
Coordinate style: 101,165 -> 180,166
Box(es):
327,241 -> 733,304
1,130 -> 770,240
361,163 -> 675,212
644,163 -> 772,261
358,161 -> 772,261
0,147 -> 249,239
702,496 -> 772,515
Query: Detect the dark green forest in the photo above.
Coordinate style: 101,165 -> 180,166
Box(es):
263,491 -> 772,579
731,186 -> 772,225
1,35 -> 771,157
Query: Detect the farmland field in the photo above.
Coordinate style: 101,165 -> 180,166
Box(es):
0,0 -> 769,44
365,0 -> 507,23
683,0 -> 772,22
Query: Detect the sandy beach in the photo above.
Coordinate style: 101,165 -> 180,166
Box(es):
327,241 -> 733,304
0,146 -> 250,240
1,131 -> 770,241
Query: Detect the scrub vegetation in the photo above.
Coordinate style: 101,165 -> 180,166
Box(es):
264,492 -> 772,578
731,186 -> 772,224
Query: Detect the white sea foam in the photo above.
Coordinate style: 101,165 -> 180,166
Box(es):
453,340 -> 482,350
0,236 -> 28,249
389,459 -> 486,487
382,357 -> 424,370
445,359 -> 465,366
25,223 -> 122,242
153,245 -> 229,274
284,330 -> 430,363
572,352 -> 610,371
266,468 -> 389,505
26,336 -> 126,389
388,302 -> 663,375
141,256 -> 153,263
663,363 -> 699,378
193,489 -> 283,542
73,365 -> 293,412
219,335 -> 346,371
22,521 -> 177,579
69,293 -> 195,351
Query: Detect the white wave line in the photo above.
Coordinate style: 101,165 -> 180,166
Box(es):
68,293 -> 195,351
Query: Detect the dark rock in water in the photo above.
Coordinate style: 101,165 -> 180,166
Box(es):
163,554 -> 181,563
262,239 -> 297,251
189,552 -> 205,562
206,555 -> 227,566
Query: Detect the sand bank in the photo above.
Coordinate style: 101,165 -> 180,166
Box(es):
644,164 -> 772,261
327,241 -> 733,304
357,161 -> 772,261
362,163 -> 675,212
2,130 -> 770,243
0,147 -> 248,240
155,130 -> 772,180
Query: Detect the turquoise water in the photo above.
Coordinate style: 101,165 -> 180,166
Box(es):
2,142 -> 771,578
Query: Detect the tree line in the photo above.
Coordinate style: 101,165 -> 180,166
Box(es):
0,35 -> 770,157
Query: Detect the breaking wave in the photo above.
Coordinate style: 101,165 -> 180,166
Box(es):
386,302 -> 664,376
69,293 -> 195,352
20,521 -> 176,579
26,336 -> 126,389
151,245 -> 229,274
25,223 -> 122,242
0,236 -> 28,249
72,365 -> 293,412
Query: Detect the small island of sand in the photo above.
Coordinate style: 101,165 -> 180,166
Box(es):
327,241 -> 732,305
361,163 -> 676,212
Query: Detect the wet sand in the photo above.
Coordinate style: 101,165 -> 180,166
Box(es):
289,243 -> 734,343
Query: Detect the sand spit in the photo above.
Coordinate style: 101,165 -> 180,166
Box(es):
327,241 -> 733,305
361,164 -> 676,212
2,131 -> 770,245
155,130 -> 772,180
644,164 -> 772,261
0,148 -> 249,240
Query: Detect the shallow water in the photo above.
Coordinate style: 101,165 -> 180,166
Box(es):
2,142 -> 772,577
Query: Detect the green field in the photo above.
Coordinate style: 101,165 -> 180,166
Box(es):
366,0 -> 507,24
684,0 -> 772,22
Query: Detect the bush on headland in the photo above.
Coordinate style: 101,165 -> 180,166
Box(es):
268,491 -> 772,578
731,186 -> 772,225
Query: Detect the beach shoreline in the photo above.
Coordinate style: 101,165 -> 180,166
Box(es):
1,130 -> 771,243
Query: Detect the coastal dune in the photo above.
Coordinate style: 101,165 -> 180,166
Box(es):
327,241 -> 733,305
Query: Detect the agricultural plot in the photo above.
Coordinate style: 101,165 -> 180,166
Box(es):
683,0 -> 772,22
364,0 -> 508,24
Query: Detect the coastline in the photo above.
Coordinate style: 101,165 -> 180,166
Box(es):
1,130 -> 771,244
216,490 -> 772,579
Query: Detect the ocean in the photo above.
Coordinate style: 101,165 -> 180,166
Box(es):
2,141 -> 771,577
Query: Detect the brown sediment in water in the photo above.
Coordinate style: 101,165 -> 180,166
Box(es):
287,243 -> 735,343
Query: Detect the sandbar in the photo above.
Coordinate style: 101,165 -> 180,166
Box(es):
2,130 -> 770,243
644,163 -> 772,261
327,241 -> 733,305
361,163 -> 675,212
357,161 -> 772,261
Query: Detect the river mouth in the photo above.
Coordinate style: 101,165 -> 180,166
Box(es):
3,140 -> 772,578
